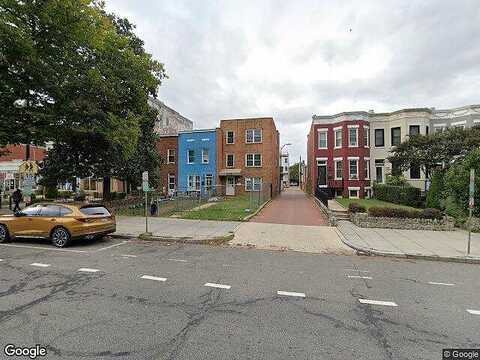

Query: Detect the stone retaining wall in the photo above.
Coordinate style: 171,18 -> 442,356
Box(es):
350,213 -> 455,231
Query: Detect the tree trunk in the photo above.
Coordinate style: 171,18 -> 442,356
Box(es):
72,177 -> 77,192
103,176 -> 111,200
25,144 -> 30,160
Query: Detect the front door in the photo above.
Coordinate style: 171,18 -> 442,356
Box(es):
226,176 -> 235,196
317,163 -> 327,187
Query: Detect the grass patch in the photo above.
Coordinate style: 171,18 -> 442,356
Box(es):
179,195 -> 263,221
335,197 -> 420,211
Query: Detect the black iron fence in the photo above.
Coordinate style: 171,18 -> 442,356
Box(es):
314,187 -> 329,208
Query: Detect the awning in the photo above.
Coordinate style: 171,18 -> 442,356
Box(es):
218,169 -> 242,176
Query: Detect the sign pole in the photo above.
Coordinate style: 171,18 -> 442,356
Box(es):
142,171 -> 151,236
467,168 -> 475,256
145,190 -> 148,234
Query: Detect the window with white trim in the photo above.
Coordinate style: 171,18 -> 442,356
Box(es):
187,150 -> 195,164
202,149 -> 209,164
246,129 -> 262,143
226,154 -> 234,168
246,153 -> 262,167
167,149 -> 176,164
364,127 -> 370,147
245,177 -> 262,191
349,128 -> 358,147
334,160 -> 343,180
349,189 -> 359,198
349,159 -> 358,180
318,130 -> 327,149
188,175 -> 201,191
205,174 -> 213,192
168,174 -> 175,191
334,129 -> 342,148
364,159 -> 370,179
226,131 -> 234,144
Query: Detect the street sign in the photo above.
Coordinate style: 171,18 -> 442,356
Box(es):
19,160 -> 39,175
23,175 -> 35,196
142,171 -> 149,192
469,169 -> 475,209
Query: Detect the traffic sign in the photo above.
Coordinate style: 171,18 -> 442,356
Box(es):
19,160 -> 39,175
142,171 -> 149,192
469,169 -> 475,209
23,175 -> 35,196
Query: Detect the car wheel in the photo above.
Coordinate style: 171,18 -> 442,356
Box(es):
0,224 -> 10,243
51,227 -> 71,248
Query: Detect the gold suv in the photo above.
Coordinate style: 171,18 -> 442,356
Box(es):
0,203 -> 116,247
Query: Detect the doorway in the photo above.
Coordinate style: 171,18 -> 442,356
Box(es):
317,160 -> 327,187
226,176 -> 235,196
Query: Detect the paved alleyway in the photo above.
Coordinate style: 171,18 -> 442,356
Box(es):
252,186 -> 328,226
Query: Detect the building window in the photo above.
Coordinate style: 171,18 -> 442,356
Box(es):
391,161 -> 402,176
348,188 -> 359,199
375,129 -> 385,147
187,150 -> 195,164
426,126 -> 429,135
410,164 -> 421,179
226,154 -> 234,167
168,174 -> 175,191
167,149 -> 176,164
334,129 -> 342,148
202,149 -> 209,164
334,160 -> 343,180
409,125 -> 420,137
364,159 -> 370,179
364,127 -> 370,147
245,177 -> 262,191
348,128 -> 358,147
246,129 -> 262,143
391,127 -> 401,146
246,153 -> 262,167
205,174 -> 213,192
349,159 -> 358,180
375,159 -> 384,183
318,130 -> 327,149
188,175 -> 201,191
226,131 -> 234,144
365,188 -> 372,199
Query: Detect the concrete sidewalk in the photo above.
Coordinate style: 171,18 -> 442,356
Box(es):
115,216 -> 240,242
231,222 -> 354,255
337,220 -> 480,263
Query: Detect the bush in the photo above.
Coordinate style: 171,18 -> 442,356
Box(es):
58,190 -> 73,199
348,202 -> 366,213
45,186 -> 58,199
74,191 -> 86,202
426,171 -> 445,209
386,175 -> 409,186
368,206 -> 443,220
373,183 -> 422,207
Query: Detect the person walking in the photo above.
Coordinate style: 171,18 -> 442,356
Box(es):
12,188 -> 23,212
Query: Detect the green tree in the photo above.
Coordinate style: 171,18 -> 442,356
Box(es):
1,0 -> 166,196
425,170 -> 445,209
289,162 -> 299,183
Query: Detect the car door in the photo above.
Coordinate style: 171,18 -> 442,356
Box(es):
36,205 -> 62,237
9,204 -> 42,237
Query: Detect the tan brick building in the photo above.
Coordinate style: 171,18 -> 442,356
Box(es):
216,117 -> 280,197
155,135 -> 178,195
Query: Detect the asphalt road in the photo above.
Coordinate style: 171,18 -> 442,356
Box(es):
0,237 -> 479,360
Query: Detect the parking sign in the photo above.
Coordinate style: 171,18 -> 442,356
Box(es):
142,171 -> 149,192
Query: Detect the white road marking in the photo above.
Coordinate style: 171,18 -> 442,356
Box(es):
345,269 -> 370,273
0,243 -> 88,253
204,282 -> 231,289
347,275 -> 372,279
168,258 -> 188,262
120,254 -> 137,258
277,291 -> 306,298
359,299 -> 398,307
428,281 -> 455,286
77,268 -> 100,273
30,263 -> 51,268
94,241 -> 128,252
0,259 -> 3,262
140,275 -> 167,282
467,309 -> 480,315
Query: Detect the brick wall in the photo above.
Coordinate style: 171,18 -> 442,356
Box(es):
0,144 -> 46,162
155,136 -> 178,194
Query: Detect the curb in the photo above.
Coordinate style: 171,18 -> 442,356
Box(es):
136,233 -> 235,245
242,199 -> 271,222
335,224 -> 480,265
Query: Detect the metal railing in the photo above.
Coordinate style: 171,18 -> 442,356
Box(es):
314,187 -> 329,208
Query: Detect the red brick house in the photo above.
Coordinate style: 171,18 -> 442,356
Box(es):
307,113 -> 371,199
155,135 -> 178,195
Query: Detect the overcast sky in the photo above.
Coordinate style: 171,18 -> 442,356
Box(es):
105,0 -> 480,163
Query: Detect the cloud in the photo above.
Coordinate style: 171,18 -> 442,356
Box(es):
104,0 -> 480,163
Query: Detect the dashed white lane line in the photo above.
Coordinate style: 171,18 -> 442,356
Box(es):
0,259 -> 3,262
345,269 -> 369,273
140,275 -> 167,282
428,281 -> 455,286
0,243 -> 88,253
30,263 -> 51,268
347,275 -> 372,279
94,241 -> 128,252
120,254 -> 138,258
358,299 -> 398,307
78,268 -> 100,273
277,291 -> 306,298
204,282 -> 231,289
168,258 -> 188,263
466,309 -> 480,315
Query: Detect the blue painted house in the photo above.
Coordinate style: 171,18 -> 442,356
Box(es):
177,129 -> 217,194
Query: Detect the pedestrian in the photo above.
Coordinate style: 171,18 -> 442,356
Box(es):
150,202 -> 158,216
12,188 -> 22,213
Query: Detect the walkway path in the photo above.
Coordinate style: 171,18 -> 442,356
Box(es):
252,187 -> 328,226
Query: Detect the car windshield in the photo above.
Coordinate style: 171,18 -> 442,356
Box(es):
80,206 -> 111,216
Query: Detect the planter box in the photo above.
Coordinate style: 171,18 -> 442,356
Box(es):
350,213 -> 455,231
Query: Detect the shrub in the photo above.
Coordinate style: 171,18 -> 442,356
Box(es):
74,191 -> 86,202
386,175 -> 409,186
45,186 -> 58,199
420,208 -> 443,220
373,183 -> 422,207
426,171 -> 445,209
58,190 -> 73,199
348,202 -> 366,213
368,206 -> 443,220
